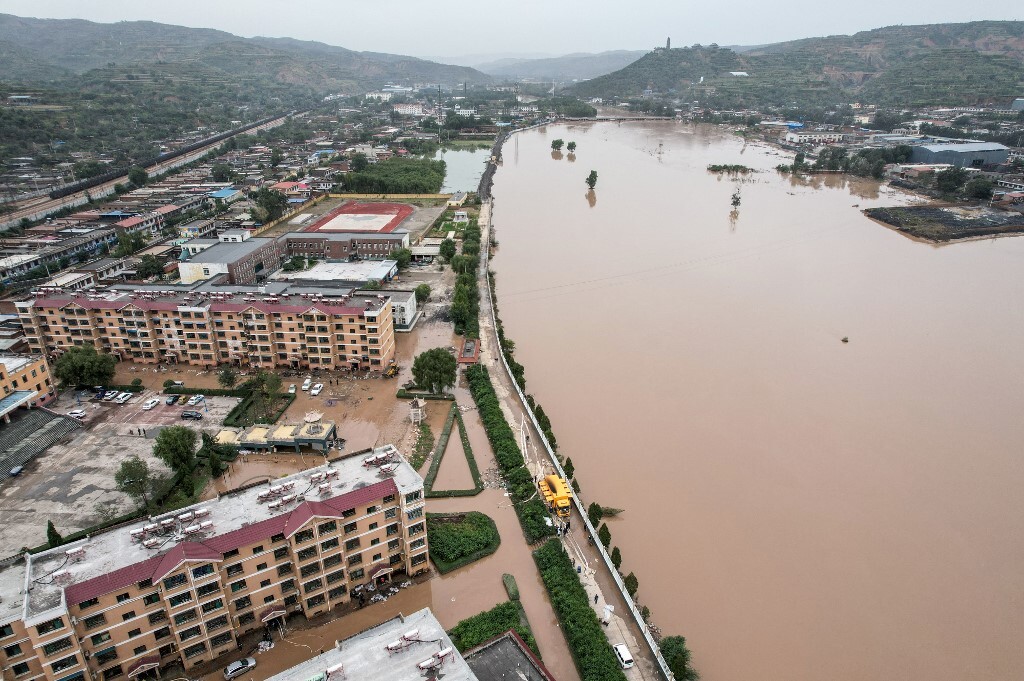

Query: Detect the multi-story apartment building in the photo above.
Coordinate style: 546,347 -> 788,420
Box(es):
0,449 -> 428,680
17,288 -> 395,371
0,354 -> 54,410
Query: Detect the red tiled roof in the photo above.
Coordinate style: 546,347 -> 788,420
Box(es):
65,556 -> 162,606
31,297 -> 377,317
150,542 -> 223,581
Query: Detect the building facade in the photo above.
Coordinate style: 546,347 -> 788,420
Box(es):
0,355 -> 54,409
0,452 -> 428,680
17,290 -> 396,371
279,232 -> 409,262
178,239 -> 282,285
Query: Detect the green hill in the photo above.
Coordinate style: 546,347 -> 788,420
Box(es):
573,21 -> 1024,107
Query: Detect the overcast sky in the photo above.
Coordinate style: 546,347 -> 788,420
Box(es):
2,0 -> 1021,62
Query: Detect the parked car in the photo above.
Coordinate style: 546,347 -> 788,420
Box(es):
93,391 -> 105,400
288,384 -> 297,394
171,380 -> 185,387
166,395 -> 181,405
613,644 -> 634,670
102,390 -> 118,401
8,466 -> 23,477
186,394 -> 205,406
301,377 -> 312,391
223,658 -> 256,680
67,410 -> 87,420
181,411 -> 203,420
310,383 -> 324,396
142,398 -> 160,411
114,392 -> 133,404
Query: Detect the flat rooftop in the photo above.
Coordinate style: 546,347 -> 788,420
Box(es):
188,237 -> 274,263
464,631 -> 556,681
4,445 -> 421,625
271,260 -> 398,284
264,608 -> 477,681
0,355 -> 33,373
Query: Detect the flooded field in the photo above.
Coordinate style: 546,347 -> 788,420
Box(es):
434,145 -> 490,193
490,122 -> 1024,681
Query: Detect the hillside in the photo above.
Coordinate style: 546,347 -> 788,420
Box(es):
573,21 -> 1024,107
475,50 -> 647,81
0,13 -> 490,90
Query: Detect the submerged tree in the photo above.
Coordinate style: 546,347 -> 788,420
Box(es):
551,139 -> 565,151
585,170 -> 598,189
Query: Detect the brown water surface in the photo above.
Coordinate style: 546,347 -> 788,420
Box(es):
491,122 -> 1024,681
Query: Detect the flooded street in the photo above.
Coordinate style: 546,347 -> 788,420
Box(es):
490,122 -> 1024,681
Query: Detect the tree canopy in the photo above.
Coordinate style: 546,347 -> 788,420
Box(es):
414,283 -> 431,303
586,170 -> 598,189
390,248 -> 413,269
217,366 -> 238,389
660,636 -> 700,681
153,426 -> 198,475
252,188 -> 289,223
53,344 -> 116,387
439,238 -> 457,261
411,348 -> 457,394
135,254 -> 164,280
115,455 -> 155,509
128,166 -> 148,186
343,158 -> 446,194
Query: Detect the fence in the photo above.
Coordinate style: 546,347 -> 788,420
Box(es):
479,173 -> 674,680
326,193 -> 453,200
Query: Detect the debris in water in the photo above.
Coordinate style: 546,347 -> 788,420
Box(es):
841,337 -> 849,343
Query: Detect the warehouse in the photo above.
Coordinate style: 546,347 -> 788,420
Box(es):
909,142 -> 1009,168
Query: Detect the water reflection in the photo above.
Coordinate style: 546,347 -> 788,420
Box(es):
585,189 -> 596,208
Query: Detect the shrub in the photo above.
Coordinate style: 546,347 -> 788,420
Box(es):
502,573 -> 520,601
426,512 -> 500,573
448,601 -> 538,656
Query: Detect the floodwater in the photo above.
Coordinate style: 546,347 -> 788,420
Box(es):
430,410 -> 477,491
490,122 -> 1024,681
434,146 -> 490,193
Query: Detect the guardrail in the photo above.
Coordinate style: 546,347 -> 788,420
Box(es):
479,172 -> 674,679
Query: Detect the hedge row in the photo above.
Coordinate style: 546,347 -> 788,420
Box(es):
447,600 -> 539,657
223,392 -> 294,428
465,364 -> 554,543
502,573 -> 520,601
396,388 -> 455,401
426,511 -> 500,574
424,404 -> 484,498
533,540 -> 628,681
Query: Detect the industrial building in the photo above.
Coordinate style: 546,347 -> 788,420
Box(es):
0,449 -> 428,679
909,142 -> 1010,168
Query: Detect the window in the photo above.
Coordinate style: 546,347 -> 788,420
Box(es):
388,539 -> 400,551
168,592 -> 192,608
317,521 -> 336,535
328,585 -> 347,600
4,643 -> 23,657
226,563 -> 243,577
132,646 -> 147,656
0,624 -> 14,639
323,554 -> 342,569
83,614 -> 106,630
294,529 -> 314,544
386,523 -> 399,537
158,644 -> 174,658
116,593 -> 130,603
389,553 -> 403,565
372,553 -> 382,562
277,563 -> 293,576
206,616 -> 228,632
90,632 -> 111,646
383,494 -> 395,504
263,595 -> 276,604
127,628 -> 141,639
173,610 -> 196,626
201,599 -> 224,614
163,574 -> 186,590
306,595 -> 326,609
256,562 -> 267,571
405,491 -> 422,503
343,522 -> 357,534
222,549 -> 239,559
251,546 -> 264,555
143,592 -> 161,606
366,505 -> 379,514
78,597 -> 99,609
410,538 -> 426,550
179,626 -> 201,641
51,655 -> 79,672
210,633 -> 233,649
121,611 -> 135,622
406,508 -> 422,521
411,554 -> 427,567
326,569 -> 345,585
42,638 -> 72,656
303,579 -> 323,594
300,562 -> 321,578
12,663 -> 30,677
154,627 -> 171,641
196,583 -> 219,598
183,643 -> 206,659
238,613 -> 255,627
273,547 -> 289,560
344,538 -> 360,551
36,617 -> 65,635
271,533 -> 286,543
409,522 -> 424,536
297,547 -> 317,562
102,666 -> 123,681
349,568 -> 364,580
230,580 -> 247,593
148,611 -> 167,625
342,509 -> 356,519
385,508 -> 397,519
234,596 -> 252,611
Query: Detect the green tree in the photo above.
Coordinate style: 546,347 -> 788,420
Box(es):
135,255 -> 164,280
964,177 -> 994,199
794,152 -> 806,170
53,344 -> 116,387
46,520 -> 63,548
439,238 -> 457,261
598,522 -> 611,548
567,141 -> 576,152
660,636 -> 700,681
153,426 -> 198,475
563,457 -> 575,479
270,148 -> 284,167
936,167 -> 969,194
390,248 -> 413,269
415,283 -> 431,303
114,231 -> 146,257
350,153 -> 369,172
412,348 -> 457,394
211,164 -> 233,182
115,455 -> 154,509
585,170 -> 598,189
588,502 -> 602,527
252,188 -> 288,223
551,139 -> 565,151
128,166 -> 148,186
624,571 -> 639,597
217,366 -> 238,389
363,279 -> 382,291
249,370 -> 283,421
611,546 -> 622,570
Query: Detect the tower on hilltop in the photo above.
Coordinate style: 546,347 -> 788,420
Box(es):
667,37 -> 671,50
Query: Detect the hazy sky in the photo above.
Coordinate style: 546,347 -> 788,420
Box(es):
2,0 -> 1021,61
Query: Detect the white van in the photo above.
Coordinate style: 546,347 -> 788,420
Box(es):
613,643 -> 634,669
301,377 -> 312,391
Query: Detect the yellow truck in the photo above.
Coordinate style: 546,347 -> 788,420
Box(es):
539,474 -> 572,518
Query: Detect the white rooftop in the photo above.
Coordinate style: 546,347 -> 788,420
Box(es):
0,355 -> 33,373
264,608 -> 477,681
271,260 -> 398,284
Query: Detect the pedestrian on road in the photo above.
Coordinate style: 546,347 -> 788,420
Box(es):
594,594 -> 599,604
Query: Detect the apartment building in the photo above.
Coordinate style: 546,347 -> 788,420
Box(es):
0,354 -> 54,409
17,288 -> 396,371
0,449 -> 428,681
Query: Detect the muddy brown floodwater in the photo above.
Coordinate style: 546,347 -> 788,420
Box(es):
491,122 -> 1024,681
